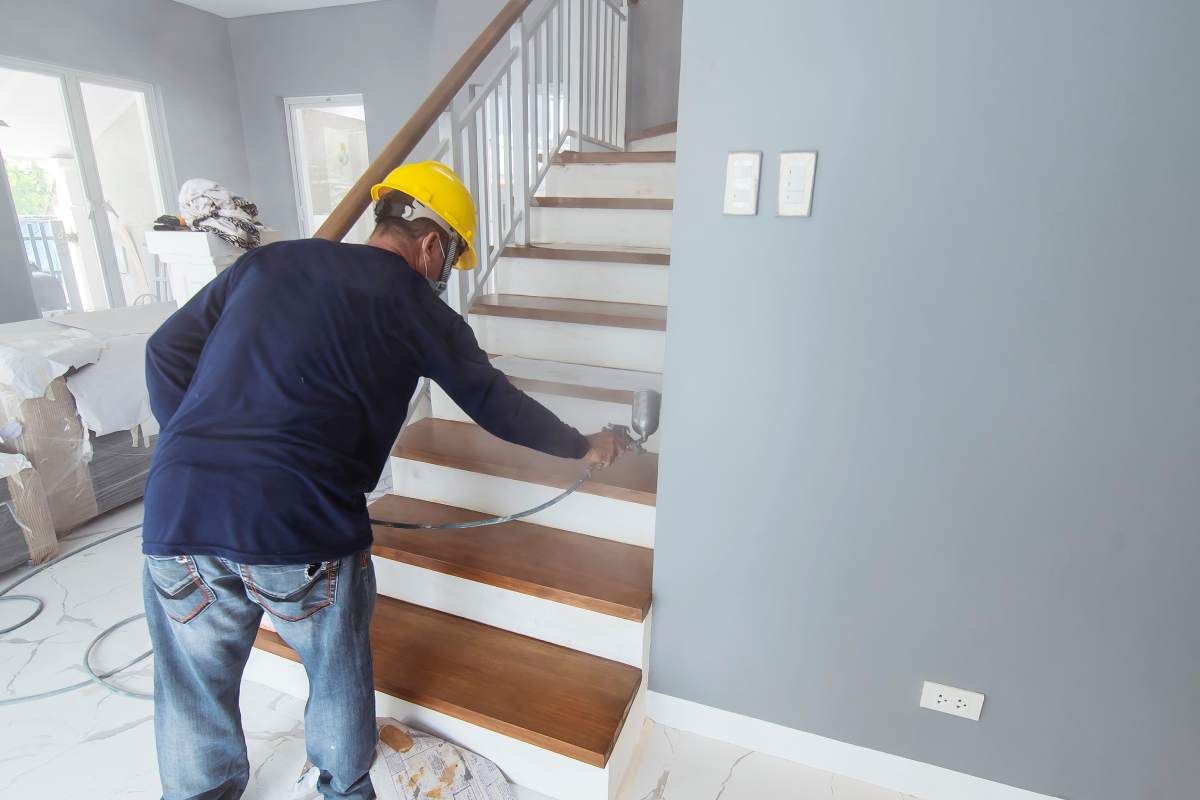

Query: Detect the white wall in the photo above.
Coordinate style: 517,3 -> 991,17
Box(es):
227,1 -> 439,239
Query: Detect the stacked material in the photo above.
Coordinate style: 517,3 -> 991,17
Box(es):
0,305 -> 175,573
0,449 -> 56,573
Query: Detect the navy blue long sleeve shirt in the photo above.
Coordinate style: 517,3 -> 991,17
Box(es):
142,239 -> 589,564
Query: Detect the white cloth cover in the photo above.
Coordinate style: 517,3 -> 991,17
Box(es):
178,178 -> 263,250
65,334 -> 158,437
291,719 -> 517,800
0,324 -> 104,400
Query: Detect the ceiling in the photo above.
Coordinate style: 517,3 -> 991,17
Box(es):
172,0 -> 385,18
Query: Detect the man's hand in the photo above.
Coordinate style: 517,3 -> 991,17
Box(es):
583,429 -> 629,468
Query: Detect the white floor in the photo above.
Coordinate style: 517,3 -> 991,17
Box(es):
0,503 -> 914,800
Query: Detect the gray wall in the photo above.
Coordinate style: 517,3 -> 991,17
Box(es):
227,0 -> 438,240
0,0 -> 251,197
625,0 -> 682,134
652,3 -> 1200,800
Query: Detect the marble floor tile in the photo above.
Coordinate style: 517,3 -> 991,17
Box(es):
1,504 -> 914,800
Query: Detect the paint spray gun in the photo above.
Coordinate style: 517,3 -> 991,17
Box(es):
603,389 -> 663,455
371,390 -> 662,530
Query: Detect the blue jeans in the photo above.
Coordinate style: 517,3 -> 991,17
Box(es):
143,550 -> 377,800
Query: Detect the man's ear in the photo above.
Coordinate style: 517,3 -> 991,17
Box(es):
422,231 -> 442,260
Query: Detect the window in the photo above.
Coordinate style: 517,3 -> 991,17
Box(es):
0,57 -> 175,313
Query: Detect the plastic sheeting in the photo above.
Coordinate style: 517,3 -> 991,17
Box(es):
0,449 -> 57,573
0,377 -> 98,534
0,307 -> 166,564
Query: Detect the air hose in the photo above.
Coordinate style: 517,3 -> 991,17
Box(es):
369,388 -> 662,531
0,391 -> 662,704
0,523 -> 153,706
369,464 -> 595,529
0,467 -> 599,706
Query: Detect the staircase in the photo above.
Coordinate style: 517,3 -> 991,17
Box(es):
249,123 -> 676,800
245,2 -> 676,796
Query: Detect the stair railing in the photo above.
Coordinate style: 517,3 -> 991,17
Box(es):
315,0 -> 630,318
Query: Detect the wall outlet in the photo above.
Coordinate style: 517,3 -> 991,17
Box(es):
920,681 -> 985,721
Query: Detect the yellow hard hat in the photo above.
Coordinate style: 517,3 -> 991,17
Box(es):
370,161 -> 478,269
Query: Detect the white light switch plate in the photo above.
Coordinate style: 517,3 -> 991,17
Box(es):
920,680 -> 985,721
723,151 -> 762,215
778,151 -> 818,216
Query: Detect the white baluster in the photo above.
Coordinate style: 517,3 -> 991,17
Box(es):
567,0 -> 582,147
508,23 -> 531,245
617,2 -> 629,148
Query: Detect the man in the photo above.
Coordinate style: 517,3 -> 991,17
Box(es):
141,161 -> 626,800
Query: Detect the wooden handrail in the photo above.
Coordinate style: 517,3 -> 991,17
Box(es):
314,0 -> 534,242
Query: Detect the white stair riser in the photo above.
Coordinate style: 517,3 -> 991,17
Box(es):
244,650 -> 645,800
431,383 -> 662,453
494,257 -> 669,305
628,132 -> 677,151
391,457 -> 656,548
539,162 -> 675,199
373,557 -> 650,668
487,356 -> 665,394
470,315 -> 665,372
530,207 -> 672,249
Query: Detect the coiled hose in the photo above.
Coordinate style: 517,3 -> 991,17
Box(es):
0,523 -> 153,705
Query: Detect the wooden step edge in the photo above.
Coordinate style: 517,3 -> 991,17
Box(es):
626,121 -> 677,143
470,302 -> 668,331
532,196 -> 674,211
253,601 -> 642,766
502,244 -> 670,266
553,150 -> 676,164
391,421 -> 658,507
369,499 -> 652,622
391,441 -> 659,507
372,540 -> 649,622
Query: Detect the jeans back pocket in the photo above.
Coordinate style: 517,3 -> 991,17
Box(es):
239,560 -> 338,622
145,555 -> 216,624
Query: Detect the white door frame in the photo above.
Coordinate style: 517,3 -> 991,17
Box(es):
283,93 -> 367,238
0,53 -> 178,308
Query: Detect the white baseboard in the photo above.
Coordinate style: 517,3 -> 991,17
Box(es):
645,692 -> 1062,800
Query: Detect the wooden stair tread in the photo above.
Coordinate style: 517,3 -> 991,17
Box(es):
503,243 -> 670,266
470,294 -> 667,331
393,418 -> 658,505
532,196 -> 673,210
369,495 -> 652,621
553,151 -> 675,164
627,121 -> 678,142
254,595 -> 641,766
626,120 -> 677,142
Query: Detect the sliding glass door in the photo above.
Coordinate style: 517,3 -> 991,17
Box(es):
0,57 -> 174,314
